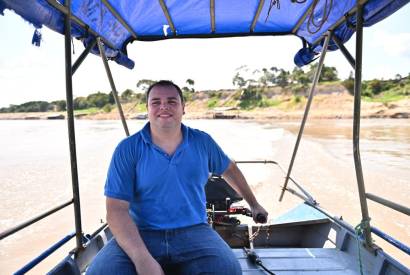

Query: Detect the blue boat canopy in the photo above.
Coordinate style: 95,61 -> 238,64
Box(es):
1,0 -> 409,69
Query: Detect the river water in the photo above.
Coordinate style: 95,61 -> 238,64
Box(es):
0,119 -> 409,273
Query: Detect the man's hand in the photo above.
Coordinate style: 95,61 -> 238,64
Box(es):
250,202 -> 269,224
134,252 -> 165,275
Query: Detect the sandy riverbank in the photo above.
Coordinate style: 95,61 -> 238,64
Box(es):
1,93 -> 409,120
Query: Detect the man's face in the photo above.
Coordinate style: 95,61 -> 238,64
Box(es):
147,85 -> 185,130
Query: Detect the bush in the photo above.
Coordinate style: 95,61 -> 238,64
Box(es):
207,98 -> 218,108
102,104 -> 112,113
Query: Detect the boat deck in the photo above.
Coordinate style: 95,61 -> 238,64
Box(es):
234,248 -> 358,274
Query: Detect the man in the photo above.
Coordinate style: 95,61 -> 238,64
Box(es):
87,80 -> 268,275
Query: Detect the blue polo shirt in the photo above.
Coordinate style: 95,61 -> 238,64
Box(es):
104,123 -> 231,229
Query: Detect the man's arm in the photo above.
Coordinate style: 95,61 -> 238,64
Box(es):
106,198 -> 164,275
222,161 -> 268,223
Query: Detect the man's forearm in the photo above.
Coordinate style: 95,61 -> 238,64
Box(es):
222,162 -> 258,207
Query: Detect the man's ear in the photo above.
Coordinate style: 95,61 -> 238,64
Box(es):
182,103 -> 185,115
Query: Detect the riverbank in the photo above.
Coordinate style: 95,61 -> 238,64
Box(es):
1,93 -> 409,120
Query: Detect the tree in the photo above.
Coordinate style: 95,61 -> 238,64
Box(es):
87,92 -> 111,108
276,69 -> 290,88
73,97 -> 90,110
307,64 -> 339,82
290,67 -> 308,85
121,89 -> 136,102
137,79 -> 156,91
342,71 -> 355,95
51,100 -> 66,111
232,72 -> 246,89
185,78 -> 195,92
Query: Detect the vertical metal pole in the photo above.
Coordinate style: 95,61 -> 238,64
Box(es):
96,37 -> 130,137
353,3 -> 372,247
279,32 -> 332,202
64,0 -> 83,251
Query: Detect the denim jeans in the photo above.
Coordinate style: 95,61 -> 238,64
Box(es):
86,223 -> 242,275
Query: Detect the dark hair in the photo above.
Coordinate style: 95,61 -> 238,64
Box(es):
146,80 -> 184,103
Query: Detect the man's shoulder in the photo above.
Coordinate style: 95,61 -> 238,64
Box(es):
185,125 -> 212,141
115,130 -> 144,151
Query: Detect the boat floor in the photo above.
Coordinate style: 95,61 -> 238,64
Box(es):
234,248 -> 359,274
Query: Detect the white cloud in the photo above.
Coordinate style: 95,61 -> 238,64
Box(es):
372,31 -> 410,57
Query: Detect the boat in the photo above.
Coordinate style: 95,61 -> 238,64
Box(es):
0,1 -> 409,274
47,114 -> 65,120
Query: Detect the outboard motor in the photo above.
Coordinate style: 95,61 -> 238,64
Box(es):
205,175 -> 251,226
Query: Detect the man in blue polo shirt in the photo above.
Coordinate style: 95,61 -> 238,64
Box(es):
87,80 -> 268,275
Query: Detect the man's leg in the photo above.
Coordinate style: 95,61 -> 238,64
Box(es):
170,224 -> 242,275
86,238 -> 136,275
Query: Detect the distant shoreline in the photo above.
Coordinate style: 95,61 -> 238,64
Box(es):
1,94 -> 409,120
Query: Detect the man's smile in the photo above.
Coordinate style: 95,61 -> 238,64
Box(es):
158,113 -> 172,118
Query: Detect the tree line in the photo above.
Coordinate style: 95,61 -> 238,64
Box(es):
1,66 -> 408,113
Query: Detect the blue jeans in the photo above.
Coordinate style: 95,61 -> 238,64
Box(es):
86,223 -> 242,275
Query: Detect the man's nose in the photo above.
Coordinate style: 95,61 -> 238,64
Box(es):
159,102 -> 170,109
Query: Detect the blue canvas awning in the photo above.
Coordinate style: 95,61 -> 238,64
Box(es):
1,0 -> 409,69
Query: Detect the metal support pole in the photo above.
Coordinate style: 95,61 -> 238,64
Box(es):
0,200 -> 73,240
353,3 -> 372,248
278,32 -> 332,202
72,39 -> 97,75
332,35 -> 356,69
366,193 -> 410,216
64,0 -> 83,251
96,37 -> 130,137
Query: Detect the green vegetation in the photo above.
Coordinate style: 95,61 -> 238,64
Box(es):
1,70 -> 408,114
74,107 -> 100,116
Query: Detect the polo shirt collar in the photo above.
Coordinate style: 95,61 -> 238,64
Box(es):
140,122 -> 189,146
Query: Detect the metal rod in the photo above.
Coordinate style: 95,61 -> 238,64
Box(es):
311,0 -> 369,46
292,0 -> 317,33
289,179 -> 316,205
366,193 -> 410,216
284,187 -> 311,203
96,37 -> 130,137
14,232 -> 76,275
278,32 -> 332,202
250,0 -> 265,33
158,0 -> 176,35
353,3 -> 372,248
64,0 -> 84,251
46,0 -> 117,50
72,39 -> 96,75
90,223 -> 109,239
210,0 -> 215,33
101,0 -> 138,39
332,35 -> 355,69
235,160 -> 317,205
126,31 -> 291,41
235,160 -> 278,165
371,227 -> 410,255
0,200 -> 73,240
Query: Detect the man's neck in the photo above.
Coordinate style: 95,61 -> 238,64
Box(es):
150,124 -> 183,148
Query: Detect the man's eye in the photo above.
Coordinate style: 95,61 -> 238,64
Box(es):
151,102 -> 160,105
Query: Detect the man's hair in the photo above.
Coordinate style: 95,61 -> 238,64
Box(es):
146,80 -> 184,103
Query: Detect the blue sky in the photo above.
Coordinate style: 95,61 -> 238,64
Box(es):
0,4 -> 409,108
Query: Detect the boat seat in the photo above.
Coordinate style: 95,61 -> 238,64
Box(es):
47,255 -> 80,275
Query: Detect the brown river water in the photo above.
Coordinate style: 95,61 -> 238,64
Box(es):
0,119 -> 409,274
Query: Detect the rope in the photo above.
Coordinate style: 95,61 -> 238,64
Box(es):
354,219 -> 371,275
249,225 -> 262,242
265,0 -> 281,22
307,0 -> 333,34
